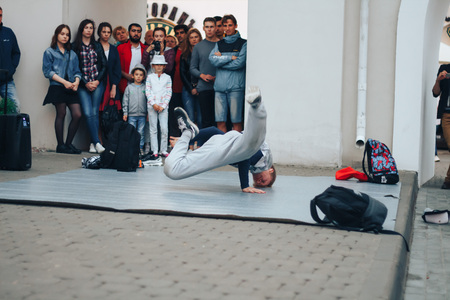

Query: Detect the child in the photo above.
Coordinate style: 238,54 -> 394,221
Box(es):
122,64 -> 147,155
145,55 -> 172,159
165,86 -> 276,193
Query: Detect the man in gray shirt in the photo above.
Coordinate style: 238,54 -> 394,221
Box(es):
190,17 -> 219,128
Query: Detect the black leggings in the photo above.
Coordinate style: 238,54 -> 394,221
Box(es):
54,102 -> 82,146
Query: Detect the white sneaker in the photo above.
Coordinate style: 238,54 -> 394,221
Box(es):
89,143 -> 96,153
245,86 -> 262,108
95,143 -> 105,154
435,155 -> 440,162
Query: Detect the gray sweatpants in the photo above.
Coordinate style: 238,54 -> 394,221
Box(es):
164,102 -> 267,180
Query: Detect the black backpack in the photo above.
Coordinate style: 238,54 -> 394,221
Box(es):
100,121 -> 140,172
362,139 -> 399,184
101,100 -> 121,139
310,185 -> 409,251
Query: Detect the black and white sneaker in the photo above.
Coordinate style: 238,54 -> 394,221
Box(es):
174,107 -> 199,139
245,86 -> 262,108
142,154 -> 163,166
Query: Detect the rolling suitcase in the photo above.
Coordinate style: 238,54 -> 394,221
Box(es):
0,69 -> 32,170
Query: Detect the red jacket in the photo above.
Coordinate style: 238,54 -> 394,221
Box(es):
117,41 -> 148,94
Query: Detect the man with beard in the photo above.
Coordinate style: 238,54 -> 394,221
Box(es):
117,23 -> 149,95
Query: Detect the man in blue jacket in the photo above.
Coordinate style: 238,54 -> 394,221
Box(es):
0,7 -> 21,113
209,14 -> 247,133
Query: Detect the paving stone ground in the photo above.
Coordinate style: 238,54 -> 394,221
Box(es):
404,150 -> 450,300
0,150 -> 429,300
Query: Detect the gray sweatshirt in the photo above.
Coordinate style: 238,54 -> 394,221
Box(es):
190,39 -> 217,92
122,83 -> 147,117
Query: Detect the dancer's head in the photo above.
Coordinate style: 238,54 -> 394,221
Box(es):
252,166 -> 276,188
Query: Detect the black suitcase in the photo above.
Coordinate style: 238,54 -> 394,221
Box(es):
0,69 -> 32,170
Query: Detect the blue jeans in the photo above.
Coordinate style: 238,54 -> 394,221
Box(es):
215,90 -> 244,123
0,80 -> 20,113
128,116 -> 146,149
182,87 -> 202,129
78,82 -> 105,144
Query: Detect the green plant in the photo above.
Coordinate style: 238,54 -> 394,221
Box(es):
0,97 -> 17,114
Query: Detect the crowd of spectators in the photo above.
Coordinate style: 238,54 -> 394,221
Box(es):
1,7 -> 248,158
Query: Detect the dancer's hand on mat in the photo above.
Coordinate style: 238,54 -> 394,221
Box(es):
242,187 -> 266,194
169,136 -> 179,148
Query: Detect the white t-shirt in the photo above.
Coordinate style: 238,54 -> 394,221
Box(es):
129,44 -> 142,74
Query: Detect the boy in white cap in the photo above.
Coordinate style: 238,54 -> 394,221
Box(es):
145,55 -> 172,160
164,86 -> 275,193
122,63 -> 147,155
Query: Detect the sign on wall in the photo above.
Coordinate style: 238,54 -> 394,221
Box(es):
147,2 -> 195,35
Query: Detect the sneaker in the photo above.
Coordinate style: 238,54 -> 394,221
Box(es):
66,144 -> 81,154
149,154 -> 160,160
95,143 -> 105,154
174,107 -> 199,139
441,182 -> 450,190
141,152 -> 154,161
245,85 -> 262,108
435,155 -> 440,162
160,151 -> 169,158
56,144 -> 75,154
142,154 -> 163,166
89,143 -> 96,153
143,158 -> 163,167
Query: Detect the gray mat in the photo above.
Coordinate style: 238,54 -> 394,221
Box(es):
0,167 -> 401,230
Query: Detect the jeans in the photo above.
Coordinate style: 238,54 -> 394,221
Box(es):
128,116 -> 146,149
182,87 -> 202,129
148,107 -> 169,154
197,90 -> 215,128
78,82 -> 105,144
441,113 -> 450,182
0,80 -> 20,113
215,90 -> 245,123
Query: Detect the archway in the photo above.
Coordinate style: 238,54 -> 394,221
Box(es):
393,0 -> 450,185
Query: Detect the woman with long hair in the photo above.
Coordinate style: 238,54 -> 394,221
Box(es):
72,19 -> 107,153
42,24 -> 82,154
180,28 -> 203,129
97,22 -> 122,139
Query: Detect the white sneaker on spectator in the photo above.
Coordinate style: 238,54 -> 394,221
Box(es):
95,143 -> 105,154
89,143 -> 96,153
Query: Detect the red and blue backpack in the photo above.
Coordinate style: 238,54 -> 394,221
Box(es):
362,139 -> 399,184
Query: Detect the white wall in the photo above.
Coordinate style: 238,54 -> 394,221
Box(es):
1,0 -> 146,150
247,0 -> 345,167
2,0 -> 64,148
148,0 -> 248,39
394,0 -> 450,185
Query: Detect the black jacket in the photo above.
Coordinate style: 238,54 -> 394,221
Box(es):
0,23 -> 21,81
433,64 -> 450,119
71,41 -> 107,86
180,54 -> 198,92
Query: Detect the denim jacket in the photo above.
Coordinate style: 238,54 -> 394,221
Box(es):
42,47 -> 82,86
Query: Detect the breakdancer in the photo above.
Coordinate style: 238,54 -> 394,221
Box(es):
164,86 -> 276,193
